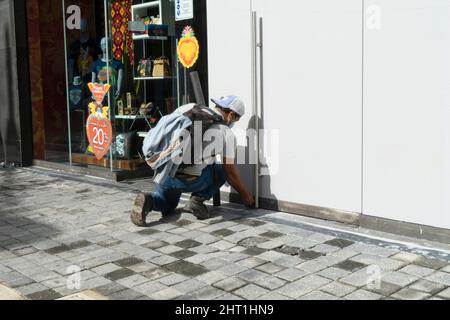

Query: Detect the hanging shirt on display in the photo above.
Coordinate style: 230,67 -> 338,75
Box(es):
69,38 -> 99,83
92,59 -> 124,89
68,83 -> 84,110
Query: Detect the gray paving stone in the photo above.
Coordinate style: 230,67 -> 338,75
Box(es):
296,260 -> 328,274
275,245 -> 301,256
105,268 -> 136,281
187,286 -> 227,300
273,255 -> 302,268
151,255 -> 179,266
382,271 -> 419,287
276,280 -> 316,299
210,240 -> 235,251
175,239 -> 202,249
324,238 -> 354,249
391,252 -> 420,264
236,269 -> 268,282
436,287 -> 450,299
256,262 -> 285,274
91,263 -> 122,275
346,243 -> 397,258
173,279 -> 208,294
311,244 -> 340,255
321,281 -> 357,297
79,276 -> 112,290
242,247 -> 267,256
391,288 -> 431,300
149,287 -> 183,300
108,289 -> 144,300
414,257 -> 448,270
350,254 -> 406,271
366,281 -> 402,297
195,271 -> 227,285
27,288 -> 63,300
214,278 -> 246,292
169,250 -> 197,260
259,231 -> 284,239
340,267 -> 373,287
409,279 -> 447,295
258,292 -> 291,300
216,263 -> 248,276
257,240 -> 285,250
233,284 -> 269,300
257,250 -> 287,262
335,260 -> 367,272
117,274 -> 151,288
142,240 -> 168,250
254,276 -> 287,290
93,282 -> 129,296
156,245 -> 184,255
15,283 -> 48,296
127,262 -> 157,273
215,293 -> 245,300
134,281 -> 168,296
317,267 -> 351,281
426,271 -> 450,286
221,252 -> 249,263
297,274 -> 332,290
237,257 -> 267,268
274,268 -> 308,282
345,289 -> 382,300
400,264 -> 435,278
159,273 -> 189,286
165,260 -> 209,277
299,291 -> 340,300
200,258 -> 230,270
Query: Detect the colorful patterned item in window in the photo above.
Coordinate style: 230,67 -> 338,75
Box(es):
111,0 -> 134,65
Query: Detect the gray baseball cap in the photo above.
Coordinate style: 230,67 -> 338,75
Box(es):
211,96 -> 246,117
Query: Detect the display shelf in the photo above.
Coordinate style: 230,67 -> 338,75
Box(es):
133,76 -> 175,81
115,115 -> 155,120
133,34 -> 168,41
132,1 -> 160,11
137,132 -> 148,138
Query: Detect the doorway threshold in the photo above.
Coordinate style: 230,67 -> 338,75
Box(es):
31,160 -> 154,182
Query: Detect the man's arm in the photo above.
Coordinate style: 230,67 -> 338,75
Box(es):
222,157 -> 255,208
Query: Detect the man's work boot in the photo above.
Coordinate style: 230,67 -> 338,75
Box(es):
184,196 -> 210,220
131,193 -> 154,227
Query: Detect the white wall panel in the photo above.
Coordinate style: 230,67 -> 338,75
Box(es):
206,0 -> 254,192
363,0 -> 450,229
252,0 -> 363,213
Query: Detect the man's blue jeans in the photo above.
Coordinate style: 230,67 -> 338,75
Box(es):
152,163 -> 226,213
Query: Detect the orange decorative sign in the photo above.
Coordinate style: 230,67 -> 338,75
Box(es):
86,104 -> 113,160
88,82 -> 111,104
86,82 -> 113,160
177,26 -> 199,69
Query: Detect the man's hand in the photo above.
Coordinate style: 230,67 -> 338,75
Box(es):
223,159 -> 256,209
242,192 -> 256,209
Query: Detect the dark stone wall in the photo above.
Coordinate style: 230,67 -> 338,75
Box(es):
0,0 -> 32,166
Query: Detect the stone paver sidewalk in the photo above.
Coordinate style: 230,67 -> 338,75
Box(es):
0,168 -> 449,300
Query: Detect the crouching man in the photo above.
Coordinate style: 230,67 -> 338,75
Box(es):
131,96 -> 255,227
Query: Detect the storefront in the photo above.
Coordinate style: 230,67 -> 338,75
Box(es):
2,0 -> 450,242
24,0 -> 207,179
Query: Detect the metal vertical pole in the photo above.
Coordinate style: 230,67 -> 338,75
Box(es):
62,0 -> 73,166
252,11 -> 260,209
176,39 -> 180,108
104,0 -> 113,172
